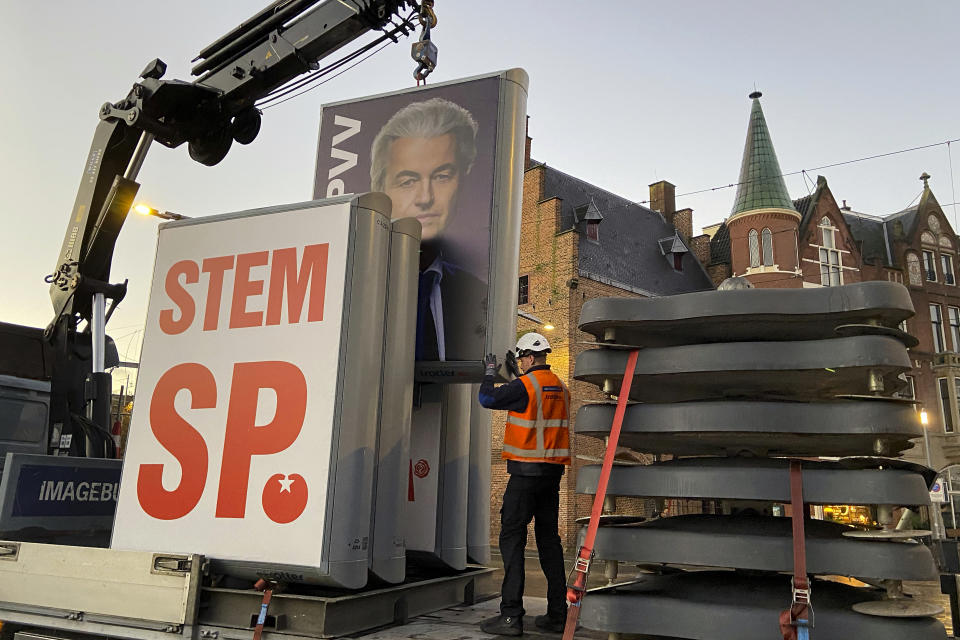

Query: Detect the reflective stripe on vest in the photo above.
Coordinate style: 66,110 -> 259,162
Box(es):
504,369 -> 570,464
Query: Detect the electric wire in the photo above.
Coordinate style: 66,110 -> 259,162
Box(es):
949,142 -> 959,232
633,137 -> 960,206
256,8 -> 418,108
259,39 -> 394,110
257,36 -> 384,106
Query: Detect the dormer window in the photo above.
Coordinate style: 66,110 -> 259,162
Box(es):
659,233 -> 688,272
573,198 -> 603,242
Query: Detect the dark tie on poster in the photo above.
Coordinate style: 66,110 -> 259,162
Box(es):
415,270 -> 440,361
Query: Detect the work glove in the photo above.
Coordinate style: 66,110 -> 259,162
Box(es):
484,353 -> 498,377
505,350 -> 521,379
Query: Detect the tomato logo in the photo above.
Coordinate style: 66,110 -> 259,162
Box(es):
261,473 -> 308,524
413,459 -> 430,479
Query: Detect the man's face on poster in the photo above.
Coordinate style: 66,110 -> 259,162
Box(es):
382,134 -> 460,243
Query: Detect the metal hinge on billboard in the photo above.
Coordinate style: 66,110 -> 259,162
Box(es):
152,555 -> 193,574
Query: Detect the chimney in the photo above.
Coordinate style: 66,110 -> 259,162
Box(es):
690,234 -> 711,267
892,220 -> 904,240
673,207 -> 693,241
524,115 -> 532,169
649,180 -> 676,222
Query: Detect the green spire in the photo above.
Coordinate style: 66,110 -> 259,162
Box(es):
730,92 -> 796,215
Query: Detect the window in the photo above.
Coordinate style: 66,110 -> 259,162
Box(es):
923,250 -> 937,282
899,375 -> 916,401
906,253 -> 922,286
950,307 -> 960,351
820,217 -> 835,249
748,229 -> 760,268
943,254 -> 956,285
932,304 -> 946,352
940,378 -> 955,433
761,228 -> 773,266
586,221 -> 599,242
818,217 -> 841,286
518,275 -> 528,305
819,249 -> 841,286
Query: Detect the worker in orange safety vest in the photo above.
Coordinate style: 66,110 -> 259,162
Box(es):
478,332 -> 570,636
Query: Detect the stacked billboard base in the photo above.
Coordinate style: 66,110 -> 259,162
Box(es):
572,282 -> 947,639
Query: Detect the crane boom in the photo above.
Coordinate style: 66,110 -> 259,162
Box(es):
42,0 -> 422,458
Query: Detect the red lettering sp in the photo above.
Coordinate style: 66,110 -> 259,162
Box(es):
137,363 -> 214,519
215,361 -> 308,518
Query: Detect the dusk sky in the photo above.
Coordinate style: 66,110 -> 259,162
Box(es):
2,1 -> 958,373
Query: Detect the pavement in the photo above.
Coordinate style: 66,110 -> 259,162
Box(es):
348,550 -> 608,639
346,550 -> 958,639
355,596 -> 603,640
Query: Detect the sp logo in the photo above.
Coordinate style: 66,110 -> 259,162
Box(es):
262,474 -> 308,523
137,361 -> 309,523
413,459 -> 430,479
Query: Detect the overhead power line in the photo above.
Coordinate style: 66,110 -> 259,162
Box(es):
637,137 -> 960,205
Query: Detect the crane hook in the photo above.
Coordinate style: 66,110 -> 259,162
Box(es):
412,0 -> 437,84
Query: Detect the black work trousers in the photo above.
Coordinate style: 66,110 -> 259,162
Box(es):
499,472 -> 566,619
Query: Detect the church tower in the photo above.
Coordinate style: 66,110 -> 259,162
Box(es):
726,92 -> 802,287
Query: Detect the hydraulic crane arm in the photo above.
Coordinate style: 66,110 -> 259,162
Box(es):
48,0 -> 420,327
42,0 -> 426,458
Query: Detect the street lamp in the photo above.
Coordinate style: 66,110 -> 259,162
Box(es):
920,409 -> 933,469
134,203 -> 190,221
516,310 -> 554,332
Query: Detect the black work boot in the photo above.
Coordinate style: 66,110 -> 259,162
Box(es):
534,614 -> 565,633
480,614 -> 523,636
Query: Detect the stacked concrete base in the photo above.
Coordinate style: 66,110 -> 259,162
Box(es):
573,282 -> 947,639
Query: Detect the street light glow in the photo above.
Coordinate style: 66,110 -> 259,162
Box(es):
133,203 -> 189,221
543,324 -> 555,331
920,409 -> 929,425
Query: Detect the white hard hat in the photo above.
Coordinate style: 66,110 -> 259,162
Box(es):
516,332 -> 551,356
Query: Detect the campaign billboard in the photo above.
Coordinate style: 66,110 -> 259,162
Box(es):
112,195 -> 391,588
313,69 -> 528,381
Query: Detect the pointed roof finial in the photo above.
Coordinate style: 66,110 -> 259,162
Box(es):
920,172 -> 931,189
730,92 -> 796,216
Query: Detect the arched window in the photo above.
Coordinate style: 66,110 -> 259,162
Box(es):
906,253 -> 922,286
748,229 -> 760,268
818,217 -> 842,286
761,228 -> 774,266
819,217 -> 834,249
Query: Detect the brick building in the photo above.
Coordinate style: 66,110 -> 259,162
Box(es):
695,92 -> 960,470
489,131 -> 714,548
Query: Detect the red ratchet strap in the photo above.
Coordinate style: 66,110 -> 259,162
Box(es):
779,460 -> 813,640
562,349 -> 639,640
252,579 -> 276,640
